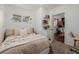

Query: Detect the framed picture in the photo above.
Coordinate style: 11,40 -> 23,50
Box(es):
12,14 -> 22,22
12,14 -> 32,22
23,16 -> 32,22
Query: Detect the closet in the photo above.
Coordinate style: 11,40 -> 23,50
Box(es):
53,13 -> 65,43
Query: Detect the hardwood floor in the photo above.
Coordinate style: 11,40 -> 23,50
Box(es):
49,40 -> 74,54
54,33 -> 64,43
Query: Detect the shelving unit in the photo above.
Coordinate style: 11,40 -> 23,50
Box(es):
42,15 -> 50,30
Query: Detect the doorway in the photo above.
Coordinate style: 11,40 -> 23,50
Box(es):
53,13 -> 65,43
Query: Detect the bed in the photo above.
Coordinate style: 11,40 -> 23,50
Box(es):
0,28 -> 50,54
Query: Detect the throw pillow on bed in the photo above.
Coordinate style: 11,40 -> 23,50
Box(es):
19,28 -> 28,37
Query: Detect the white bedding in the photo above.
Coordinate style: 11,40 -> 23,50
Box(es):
0,33 -> 48,53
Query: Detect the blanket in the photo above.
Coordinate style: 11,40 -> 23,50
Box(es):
0,34 -> 50,54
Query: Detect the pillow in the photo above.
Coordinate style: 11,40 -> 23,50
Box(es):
15,29 -> 20,36
19,28 -> 28,37
27,27 -> 34,34
5,29 -> 15,38
18,27 -> 34,37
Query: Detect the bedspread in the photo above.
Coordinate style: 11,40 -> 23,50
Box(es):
0,34 -> 50,54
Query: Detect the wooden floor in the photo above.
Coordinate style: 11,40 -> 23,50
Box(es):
49,40 -> 74,54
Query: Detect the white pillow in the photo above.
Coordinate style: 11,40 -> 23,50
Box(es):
27,27 -> 33,34
15,29 -> 20,36
19,28 -> 28,37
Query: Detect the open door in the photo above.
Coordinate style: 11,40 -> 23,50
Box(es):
53,13 -> 65,43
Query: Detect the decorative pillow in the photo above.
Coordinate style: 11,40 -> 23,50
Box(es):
19,28 -> 28,37
15,29 -> 20,36
5,29 -> 15,38
27,27 -> 34,34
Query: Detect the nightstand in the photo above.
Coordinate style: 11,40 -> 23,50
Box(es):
73,37 -> 79,47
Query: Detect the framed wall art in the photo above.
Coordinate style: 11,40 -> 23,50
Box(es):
12,14 -> 32,23
12,14 -> 22,22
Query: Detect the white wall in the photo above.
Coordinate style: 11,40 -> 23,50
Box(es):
4,5 -> 36,30
4,5 -> 50,38
0,5 -> 5,43
50,5 -> 79,46
35,7 -> 49,37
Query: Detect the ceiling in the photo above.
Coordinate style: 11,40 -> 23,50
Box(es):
15,4 -> 61,10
